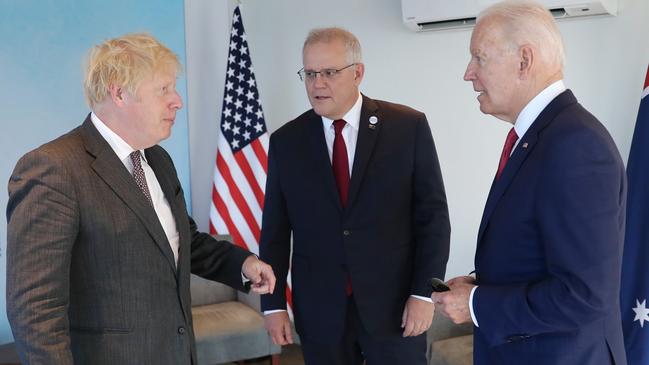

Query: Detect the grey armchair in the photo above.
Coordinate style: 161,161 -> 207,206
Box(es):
427,313 -> 473,365
190,271 -> 280,365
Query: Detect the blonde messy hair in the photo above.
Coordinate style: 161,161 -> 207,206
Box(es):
83,33 -> 181,108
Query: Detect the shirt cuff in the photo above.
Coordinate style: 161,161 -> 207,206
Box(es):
411,294 -> 433,303
469,285 -> 479,327
263,309 -> 287,315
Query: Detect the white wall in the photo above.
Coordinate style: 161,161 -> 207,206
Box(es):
185,0 -> 649,279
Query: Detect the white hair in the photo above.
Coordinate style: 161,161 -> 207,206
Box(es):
478,0 -> 565,70
303,27 -> 362,64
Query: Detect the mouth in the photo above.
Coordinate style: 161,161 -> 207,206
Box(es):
313,95 -> 331,101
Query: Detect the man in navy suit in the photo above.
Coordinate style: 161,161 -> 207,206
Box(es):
432,1 -> 627,364
260,27 -> 450,365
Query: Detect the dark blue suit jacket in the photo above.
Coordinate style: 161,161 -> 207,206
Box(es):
473,90 -> 627,364
260,95 -> 450,343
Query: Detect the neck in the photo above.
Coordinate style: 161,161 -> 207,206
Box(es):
93,104 -> 143,150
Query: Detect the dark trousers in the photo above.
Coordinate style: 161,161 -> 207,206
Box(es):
300,297 -> 427,365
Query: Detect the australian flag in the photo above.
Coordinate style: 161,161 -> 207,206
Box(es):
621,65 -> 649,364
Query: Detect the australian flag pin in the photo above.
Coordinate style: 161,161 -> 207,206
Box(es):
368,116 -> 378,130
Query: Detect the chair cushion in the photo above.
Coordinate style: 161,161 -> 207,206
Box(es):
192,301 -> 280,364
431,334 -> 473,365
190,274 -> 236,306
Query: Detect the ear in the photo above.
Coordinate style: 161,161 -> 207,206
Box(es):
518,45 -> 534,79
353,63 -> 365,86
108,84 -> 127,107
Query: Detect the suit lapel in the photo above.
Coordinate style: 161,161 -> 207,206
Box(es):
305,111 -> 344,212
347,95 -> 381,211
79,117 -> 177,272
477,90 -> 578,245
146,147 -> 190,275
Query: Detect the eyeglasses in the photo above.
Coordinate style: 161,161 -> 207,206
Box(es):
297,63 -> 357,82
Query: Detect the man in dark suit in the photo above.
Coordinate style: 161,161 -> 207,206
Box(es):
260,27 -> 450,365
6,33 -> 275,365
432,2 -> 627,364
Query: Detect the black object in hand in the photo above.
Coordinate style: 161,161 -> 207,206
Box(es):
430,277 -> 450,292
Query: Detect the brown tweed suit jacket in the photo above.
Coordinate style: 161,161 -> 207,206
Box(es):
6,115 -> 252,365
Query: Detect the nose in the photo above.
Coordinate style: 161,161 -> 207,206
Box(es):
463,62 -> 475,82
313,73 -> 327,88
170,89 -> 183,110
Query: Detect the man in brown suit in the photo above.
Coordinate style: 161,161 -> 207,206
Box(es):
6,33 -> 275,365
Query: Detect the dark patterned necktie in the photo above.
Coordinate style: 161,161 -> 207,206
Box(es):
130,151 -> 153,206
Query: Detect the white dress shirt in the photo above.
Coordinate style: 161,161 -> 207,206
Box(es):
91,113 -> 180,265
321,92 -> 363,172
469,80 -> 567,327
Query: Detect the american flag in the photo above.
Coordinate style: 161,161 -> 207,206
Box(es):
210,5 -> 268,255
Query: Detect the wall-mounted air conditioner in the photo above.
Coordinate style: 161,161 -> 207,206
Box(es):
402,0 -> 617,32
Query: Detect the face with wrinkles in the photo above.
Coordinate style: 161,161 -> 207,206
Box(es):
120,68 -> 183,148
302,39 -> 364,120
464,17 -> 524,122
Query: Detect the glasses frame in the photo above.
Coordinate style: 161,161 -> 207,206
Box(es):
297,63 -> 358,82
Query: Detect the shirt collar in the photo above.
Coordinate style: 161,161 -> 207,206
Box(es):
90,112 -> 146,163
514,80 -> 566,138
321,92 -> 362,131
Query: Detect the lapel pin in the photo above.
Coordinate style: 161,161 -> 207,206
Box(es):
368,116 -> 378,130
522,142 -> 529,148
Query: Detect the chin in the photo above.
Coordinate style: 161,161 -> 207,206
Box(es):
312,106 -> 330,118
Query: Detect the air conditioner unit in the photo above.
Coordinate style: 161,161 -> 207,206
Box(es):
402,0 -> 617,32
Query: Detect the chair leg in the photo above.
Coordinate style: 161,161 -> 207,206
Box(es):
270,354 -> 280,365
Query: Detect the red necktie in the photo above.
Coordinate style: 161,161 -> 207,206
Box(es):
332,119 -> 350,207
332,119 -> 353,295
496,127 -> 519,180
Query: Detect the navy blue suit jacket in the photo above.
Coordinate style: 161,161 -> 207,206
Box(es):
472,90 -> 627,364
259,95 -> 450,343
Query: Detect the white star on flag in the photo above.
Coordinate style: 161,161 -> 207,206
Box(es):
633,299 -> 649,328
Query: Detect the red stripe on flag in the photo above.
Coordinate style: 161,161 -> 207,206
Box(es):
208,220 -> 216,236
212,185 -> 250,251
216,153 -> 261,242
251,139 -> 268,174
645,65 -> 649,89
233,150 -> 265,209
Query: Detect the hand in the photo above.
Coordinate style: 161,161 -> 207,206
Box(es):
431,277 -> 475,324
446,275 -> 475,286
264,311 -> 294,345
401,297 -> 434,337
242,256 -> 276,294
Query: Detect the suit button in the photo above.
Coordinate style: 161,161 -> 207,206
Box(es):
178,326 -> 186,334
343,230 -> 350,236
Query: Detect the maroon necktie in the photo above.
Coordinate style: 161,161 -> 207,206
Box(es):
332,119 -> 350,207
130,151 -> 153,206
496,127 -> 519,180
332,119 -> 353,295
